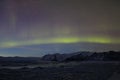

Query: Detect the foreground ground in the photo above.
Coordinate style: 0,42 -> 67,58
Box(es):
0,62 -> 120,80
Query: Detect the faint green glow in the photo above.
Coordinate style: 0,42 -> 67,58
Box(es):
83,37 -> 112,44
0,37 -> 120,48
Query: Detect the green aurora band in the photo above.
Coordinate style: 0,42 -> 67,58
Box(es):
0,37 -> 120,48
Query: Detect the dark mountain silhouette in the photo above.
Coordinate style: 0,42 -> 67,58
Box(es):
0,51 -> 119,66
42,51 -> 93,61
87,51 -> 120,61
64,51 -> 120,61
64,52 -> 93,62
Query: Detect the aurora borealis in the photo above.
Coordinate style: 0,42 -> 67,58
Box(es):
0,0 -> 120,56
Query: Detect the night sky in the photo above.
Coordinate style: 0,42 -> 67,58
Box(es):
0,0 -> 120,56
